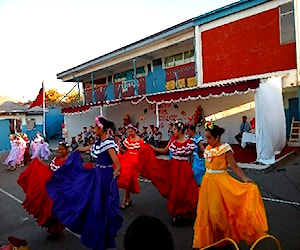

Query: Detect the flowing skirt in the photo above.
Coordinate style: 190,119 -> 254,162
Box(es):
192,153 -> 205,186
138,144 -> 198,216
117,152 -> 140,194
193,172 -> 268,248
31,143 -> 51,161
4,146 -> 19,167
17,158 -> 53,226
47,151 -> 123,250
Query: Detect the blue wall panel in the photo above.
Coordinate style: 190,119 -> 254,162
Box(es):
106,81 -> 114,101
0,119 -> 11,153
146,67 -> 166,94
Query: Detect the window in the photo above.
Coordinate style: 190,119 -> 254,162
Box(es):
164,50 -> 195,68
165,56 -> 174,67
280,1 -> 295,44
153,58 -> 162,67
174,53 -> 183,66
184,50 -> 195,63
26,118 -> 36,130
136,66 -> 145,77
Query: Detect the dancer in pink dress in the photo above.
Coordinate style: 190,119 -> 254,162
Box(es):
4,134 -> 19,171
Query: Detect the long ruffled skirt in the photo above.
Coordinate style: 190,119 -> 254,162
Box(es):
193,172 -> 268,248
17,158 -> 53,226
138,144 -> 198,216
117,152 -> 140,194
47,151 -> 123,250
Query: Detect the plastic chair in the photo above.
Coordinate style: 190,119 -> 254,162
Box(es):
200,238 -> 239,250
250,234 -> 281,250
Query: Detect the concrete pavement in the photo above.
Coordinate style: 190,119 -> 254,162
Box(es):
0,149 -> 299,250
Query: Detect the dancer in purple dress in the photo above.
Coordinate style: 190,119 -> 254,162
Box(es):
47,116 -> 123,250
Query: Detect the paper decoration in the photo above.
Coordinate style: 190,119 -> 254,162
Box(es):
187,77 -> 197,87
177,79 -> 186,89
166,80 -> 176,91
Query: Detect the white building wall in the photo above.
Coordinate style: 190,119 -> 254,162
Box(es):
0,114 -> 26,125
103,92 -> 255,144
64,107 -> 101,143
26,114 -> 43,124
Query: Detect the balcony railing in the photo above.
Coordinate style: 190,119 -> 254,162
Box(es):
165,62 -> 196,91
83,62 -> 197,104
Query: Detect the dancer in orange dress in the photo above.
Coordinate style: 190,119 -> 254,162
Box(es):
117,124 -> 144,209
193,121 -> 268,249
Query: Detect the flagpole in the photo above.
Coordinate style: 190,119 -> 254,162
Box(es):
42,81 -> 46,139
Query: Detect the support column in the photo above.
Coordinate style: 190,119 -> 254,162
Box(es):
133,58 -> 138,96
91,72 -> 95,104
76,77 -> 81,105
294,0 -> 300,84
194,25 -> 203,86
156,103 -> 159,127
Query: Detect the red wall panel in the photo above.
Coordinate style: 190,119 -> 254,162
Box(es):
202,8 -> 296,83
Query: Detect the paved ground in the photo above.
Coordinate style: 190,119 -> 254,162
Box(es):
0,147 -> 299,250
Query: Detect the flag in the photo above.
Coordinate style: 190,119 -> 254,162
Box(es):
29,84 -> 44,109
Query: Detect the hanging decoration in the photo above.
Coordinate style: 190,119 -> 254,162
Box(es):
123,114 -> 132,126
193,105 -> 203,125
181,110 -> 186,116
140,115 -> 145,121
143,108 -> 148,114
173,104 -> 179,110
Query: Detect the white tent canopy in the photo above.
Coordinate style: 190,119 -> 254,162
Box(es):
255,77 -> 286,164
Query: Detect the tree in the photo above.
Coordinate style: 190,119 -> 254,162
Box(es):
45,88 -> 83,105
45,88 -> 63,103
63,90 -> 83,104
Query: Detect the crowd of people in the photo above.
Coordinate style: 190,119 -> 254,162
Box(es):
4,115 -> 269,250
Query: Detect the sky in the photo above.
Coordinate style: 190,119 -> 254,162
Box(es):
0,0 -> 237,102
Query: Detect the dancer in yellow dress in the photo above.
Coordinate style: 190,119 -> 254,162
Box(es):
193,121 -> 268,249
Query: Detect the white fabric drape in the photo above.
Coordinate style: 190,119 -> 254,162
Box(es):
255,77 -> 286,164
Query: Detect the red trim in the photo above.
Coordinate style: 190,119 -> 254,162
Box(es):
133,79 -> 260,104
62,105 -> 91,114
62,80 -> 260,114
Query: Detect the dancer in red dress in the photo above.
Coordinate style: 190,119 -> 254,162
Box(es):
117,124 -> 144,209
138,121 -> 198,225
17,142 -> 70,240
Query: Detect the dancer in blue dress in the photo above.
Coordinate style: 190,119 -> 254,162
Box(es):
47,116 -> 123,250
186,123 -> 205,186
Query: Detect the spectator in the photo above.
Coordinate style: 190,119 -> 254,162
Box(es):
77,133 -> 84,147
120,126 -> 127,141
167,122 -> 174,140
71,136 -> 79,151
148,125 -> 155,146
82,127 -> 89,146
124,215 -> 174,250
153,127 -> 162,148
234,115 -> 251,145
140,126 -> 149,143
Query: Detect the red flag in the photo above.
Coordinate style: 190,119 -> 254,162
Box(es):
29,85 -> 44,109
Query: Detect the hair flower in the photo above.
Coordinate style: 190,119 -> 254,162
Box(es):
204,120 -> 215,130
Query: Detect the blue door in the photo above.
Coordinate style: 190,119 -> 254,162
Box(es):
0,119 -> 11,152
289,98 -> 299,120
286,98 -> 299,136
